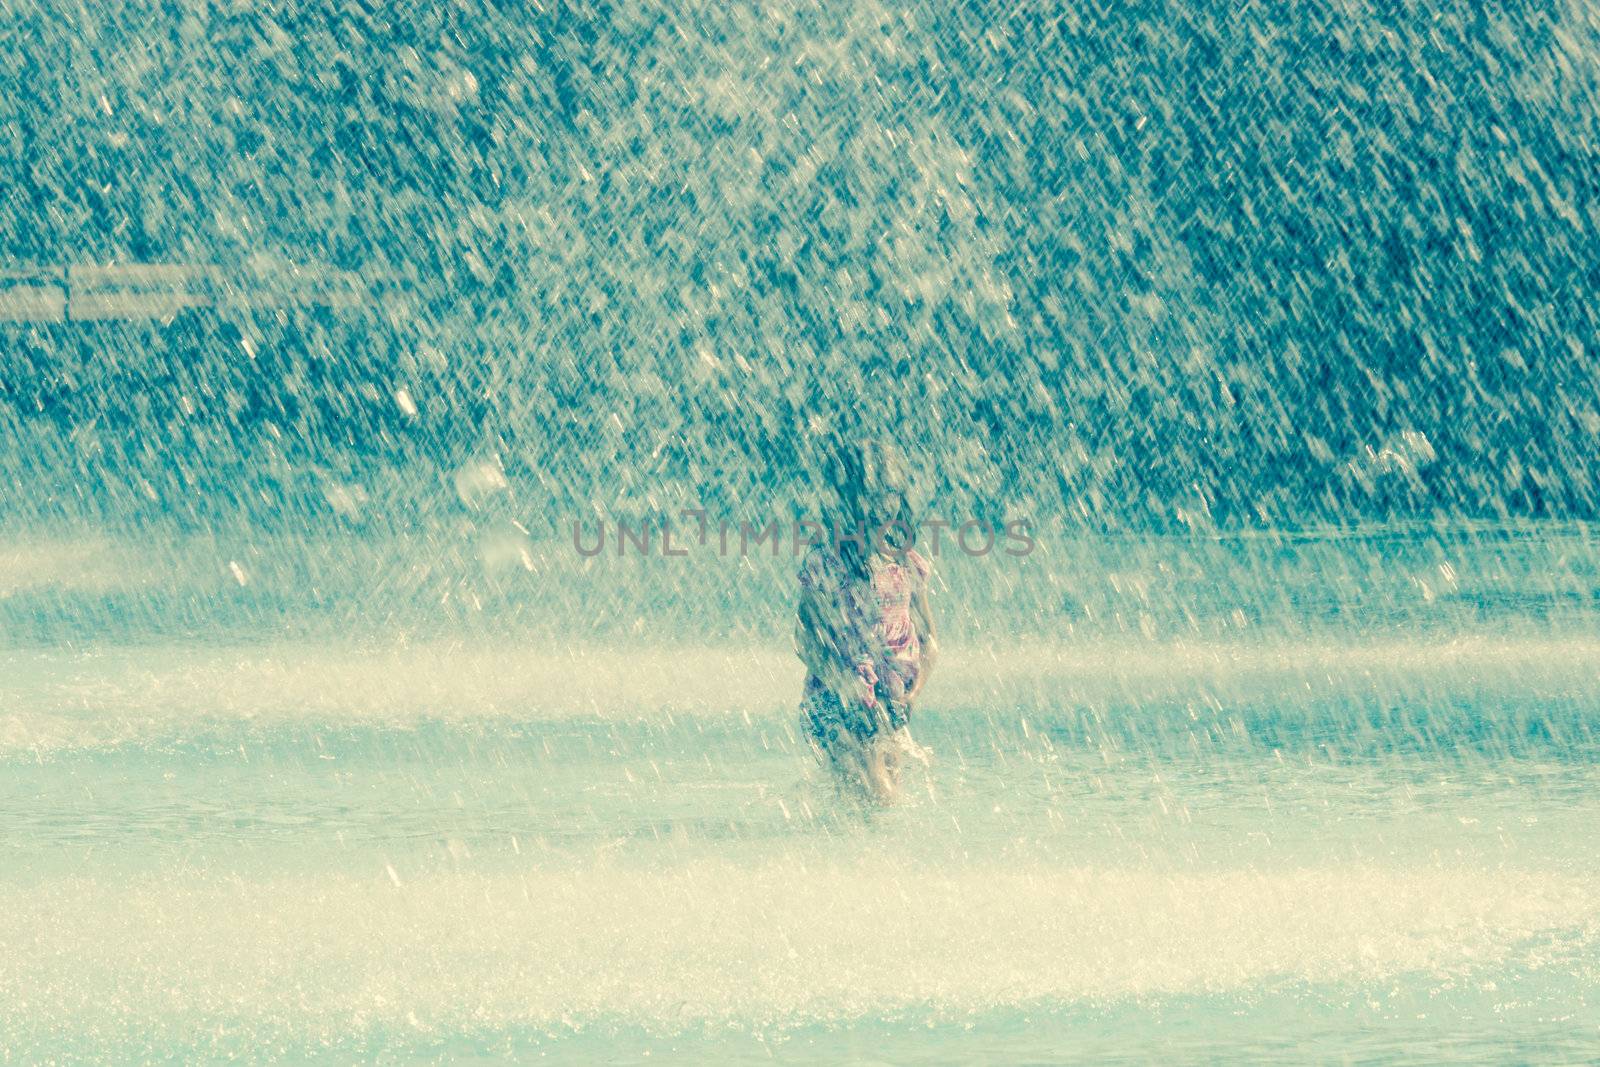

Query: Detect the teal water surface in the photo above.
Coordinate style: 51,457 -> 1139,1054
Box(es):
3,529 -> 1600,1063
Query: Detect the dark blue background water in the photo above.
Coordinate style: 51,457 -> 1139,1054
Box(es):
3,0 -> 1598,533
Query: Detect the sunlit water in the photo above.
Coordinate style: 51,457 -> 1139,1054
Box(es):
6,0 -> 1599,1058
4,528 -> 1599,1063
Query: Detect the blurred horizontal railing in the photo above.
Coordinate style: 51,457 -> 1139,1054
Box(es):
0,262 -> 372,322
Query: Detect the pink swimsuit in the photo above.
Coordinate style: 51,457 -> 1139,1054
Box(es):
865,548 -> 929,697
798,545 -> 932,741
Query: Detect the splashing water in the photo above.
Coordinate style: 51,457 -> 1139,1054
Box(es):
4,0 -> 1600,1062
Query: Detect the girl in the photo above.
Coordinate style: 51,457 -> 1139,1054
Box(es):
794,441 -> 938,803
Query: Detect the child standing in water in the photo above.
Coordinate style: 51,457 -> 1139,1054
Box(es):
794,442 -> 938,803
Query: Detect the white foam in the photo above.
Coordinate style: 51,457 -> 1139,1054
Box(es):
2,633 -> 1599,752
0,860 -> 1591,1037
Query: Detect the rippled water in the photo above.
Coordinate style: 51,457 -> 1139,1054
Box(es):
4,529 -> 1599,1062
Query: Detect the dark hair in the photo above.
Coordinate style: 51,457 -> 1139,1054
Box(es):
822,439 -> 915,580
